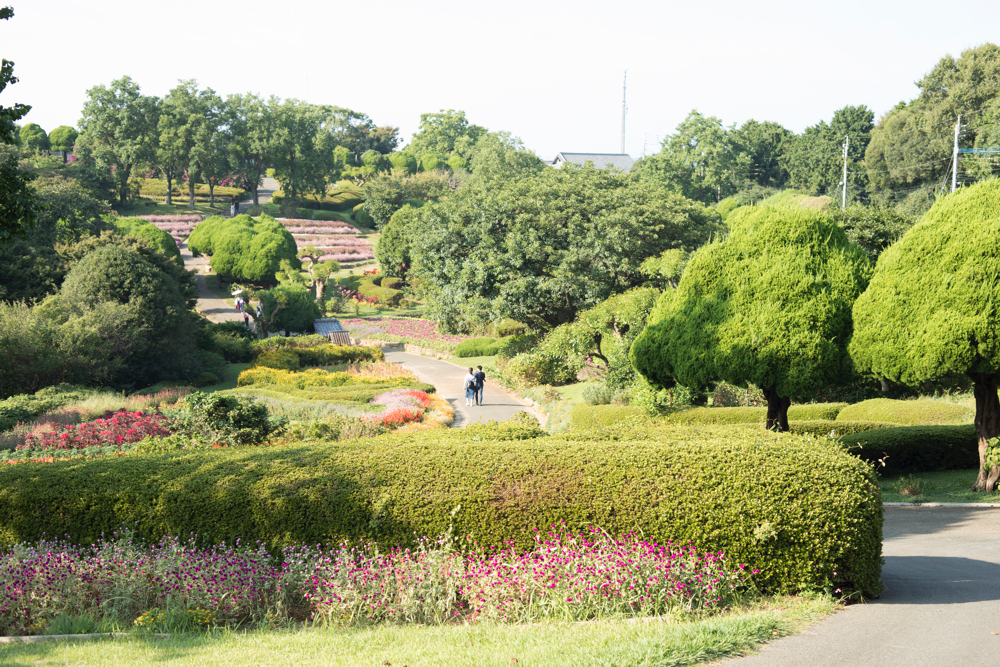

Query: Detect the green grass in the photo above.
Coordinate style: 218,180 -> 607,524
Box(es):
879,468 -> 1000,503
0,595 -> 837,666
445,354 -> 497,368
197,363 -> 252,393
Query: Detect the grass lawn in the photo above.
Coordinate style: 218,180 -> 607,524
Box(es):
198,363 -> 252,393
445,354 -> 497,368
879,468 -> 1000,504
1,595 -> 838,667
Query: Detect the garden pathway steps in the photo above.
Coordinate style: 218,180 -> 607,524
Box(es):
726,506 -> 1000,666
384,351 -> 543,428
181,241 -> 244,325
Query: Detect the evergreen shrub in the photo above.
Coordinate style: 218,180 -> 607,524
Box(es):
570,404 -> 645,430
785,420 -> 899,437
669,403 -> 849,425
454,337 -> 504,358
380,277 -> 404,290
839,424 -> 978,473
0,425 -> 882,597
836,398 -> 973,426
353,204 -> 374,227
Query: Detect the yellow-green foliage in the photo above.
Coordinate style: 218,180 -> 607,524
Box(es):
136,177 -> 243,199
251,350 -> 300,371
569,404 -> 646,430
669,403 -> 848,425
836,398 -> 973,426
839,424 -> 977,473
786,420 -> 900,437
851,179 -> 1000,386
273,189 -> 363,212
0,424 -> 882,597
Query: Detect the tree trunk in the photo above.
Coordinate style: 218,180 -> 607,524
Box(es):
971,372 -> 1000,492
165,174 -> 173,205
188,180 -> 196,210
252,185 -> 259,206
763,385 -> 791,432
209,185 -> 215,205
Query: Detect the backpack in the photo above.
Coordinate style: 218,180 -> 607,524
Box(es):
465,378 -> 474,390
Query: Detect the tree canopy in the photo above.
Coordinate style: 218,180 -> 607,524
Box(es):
783,105 -> 873,200
411,164 -> 723,330
0,7 -> 37,245
850,179 -> 1000,491
631,204 -> 872,430
188,214 -> 299,285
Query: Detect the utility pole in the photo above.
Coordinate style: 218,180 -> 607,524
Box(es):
952,114 -> 961,193
620,70 -> 627,155
842,135 -> 849,208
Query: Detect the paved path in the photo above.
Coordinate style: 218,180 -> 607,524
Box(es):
728,506 -> 1000,666
181,241 -> 243,325
384,351 -> 543,428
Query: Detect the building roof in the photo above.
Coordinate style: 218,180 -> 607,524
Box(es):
551,152 -> 634,172
313,318 -> 345,336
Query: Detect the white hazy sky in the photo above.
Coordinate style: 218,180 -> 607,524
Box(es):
4,0 -> 1000,160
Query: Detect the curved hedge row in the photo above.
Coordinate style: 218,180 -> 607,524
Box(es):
836,398 -> 973,426
0,426 -> 882,597
839,424 -> 977,473
669,403 -> 848,425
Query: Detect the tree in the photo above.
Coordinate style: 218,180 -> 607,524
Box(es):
18,123 -> 48,152
265,283 -> 320,333
224,93 -> 272,205
374,203 -> 422,278
784,105 -> 873,200
467,131 -> 544,183
828,204 -> 913,263
156,80 -> 220,208
412,164 -> 724,330
32,174 -> 111,245
730,119 -> 792,188
850,180 -> 1000,491
631,204 -> 872,431
293,244 -> 339,300
634,110 -> 751,204
270,98 -> 327,202
0,7 -> 37,244
48,125 -> 78,153
406,109 -> 486,162
75,76 -> 159,207
188,214 -> 299,286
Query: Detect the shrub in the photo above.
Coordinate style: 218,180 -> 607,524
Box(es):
297,345 -> 385,367
207,331 -> 252,363
454,337 -> 504,358
0,385 -> 91,432
669,403 -> 849,425
353,204 -> 374,228
836,398 -> 974,426
839,424 -> 978,474
250,335 -> 329,356
380,276 -> 404,290
785,420 -> 900,438
494,319 -> 528,336
252,350 -> 301,371
502,352 -> 576,387
495,333 -> 541,360
0,425 -> 882,597
570,404 -> 645,430
170,392 -> 287,447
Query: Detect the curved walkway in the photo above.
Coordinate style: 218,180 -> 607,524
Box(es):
384,351 -> 543,428
727,505 -> 1000,665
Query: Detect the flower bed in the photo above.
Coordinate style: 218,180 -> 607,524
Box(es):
341,317 -> 469,353
274,218 -> 374,265
366,388 -> 433,428
0,528 -> 754,635
1,410 -> 173,463
140,215 -> 204,245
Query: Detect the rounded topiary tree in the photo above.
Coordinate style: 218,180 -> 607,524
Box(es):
48,125 -> 78,153
188,214 -> 298,286
850,179 -> 1000,491
631,204 -> 872,430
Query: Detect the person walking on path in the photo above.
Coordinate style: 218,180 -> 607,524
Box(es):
463,367 -> 477,406
473,365 -> 486,405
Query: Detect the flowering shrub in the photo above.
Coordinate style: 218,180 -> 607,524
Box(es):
367,388 -> 432,428
0,528 -> 754,635
18,410 -> 171,452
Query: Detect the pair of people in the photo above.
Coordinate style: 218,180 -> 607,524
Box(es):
464,366 -> 486,406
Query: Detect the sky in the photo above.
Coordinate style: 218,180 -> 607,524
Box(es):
4,0 -> 1000,161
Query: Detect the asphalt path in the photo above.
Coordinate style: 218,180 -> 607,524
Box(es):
728,506 -> 1000,666
384,351 -> 543,428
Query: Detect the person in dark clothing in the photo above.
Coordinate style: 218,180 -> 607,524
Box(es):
473,365 -> 486,405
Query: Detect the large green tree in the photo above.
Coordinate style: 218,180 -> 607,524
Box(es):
188,214 -> 299,286
75,76 -> 159,207
0,7 -> 37,244
156,80 -> 221,208
731,119 -> 792,188
48,125 -> 78,153
850,179 -> 1000,491
270,98 -> 327,203
224,93 -> 272,205
412,164 -> 723,330
405,109 -> 486,164
18,123 -> 48,152
784,105 -> 873,200
631,204 -> 872,430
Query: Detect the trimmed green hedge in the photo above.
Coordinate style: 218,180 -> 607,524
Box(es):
836,398 -> 973,426
570,404 -> 646,430
839,424 -> 978,473
0,426 -> 882,597
455,337 -> 506,358
669,403 -> 849,425
786,420 -> 901,437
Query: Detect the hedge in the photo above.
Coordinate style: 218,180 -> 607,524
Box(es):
237,367 -> 413,390
0,425 -> 882,597
272,189 -> 363,213
669,403 -> 849,425
231,381 -> 434,404
785,420 -> 901,438
454,337 -> 506,358
838,424 -> 978,473
569,404 -> 646,430
836,398 -> 973,426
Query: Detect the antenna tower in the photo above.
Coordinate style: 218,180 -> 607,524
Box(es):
620,70 -> 628,154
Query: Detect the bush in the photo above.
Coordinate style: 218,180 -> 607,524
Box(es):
207,331 -> 252,363
570,404 -> 645,430
380,276 -> 404,290
252,350 -> 301,371
495,333 -> 541,360
836,398 -> 974,426
785,420 -> 900,438
502,352 -> 576,387
353,204 -> 374,228
249,345 -> 385,371
582,382 -> 615,406
454,337 -> 504,358
839,424 -> 978,474
494,319 -> 528,337
0,385 -> 90,432
670,403 -> 849,425
170,392 -> 286,447
0,425 -> 882,597
250,335 -> 330,356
